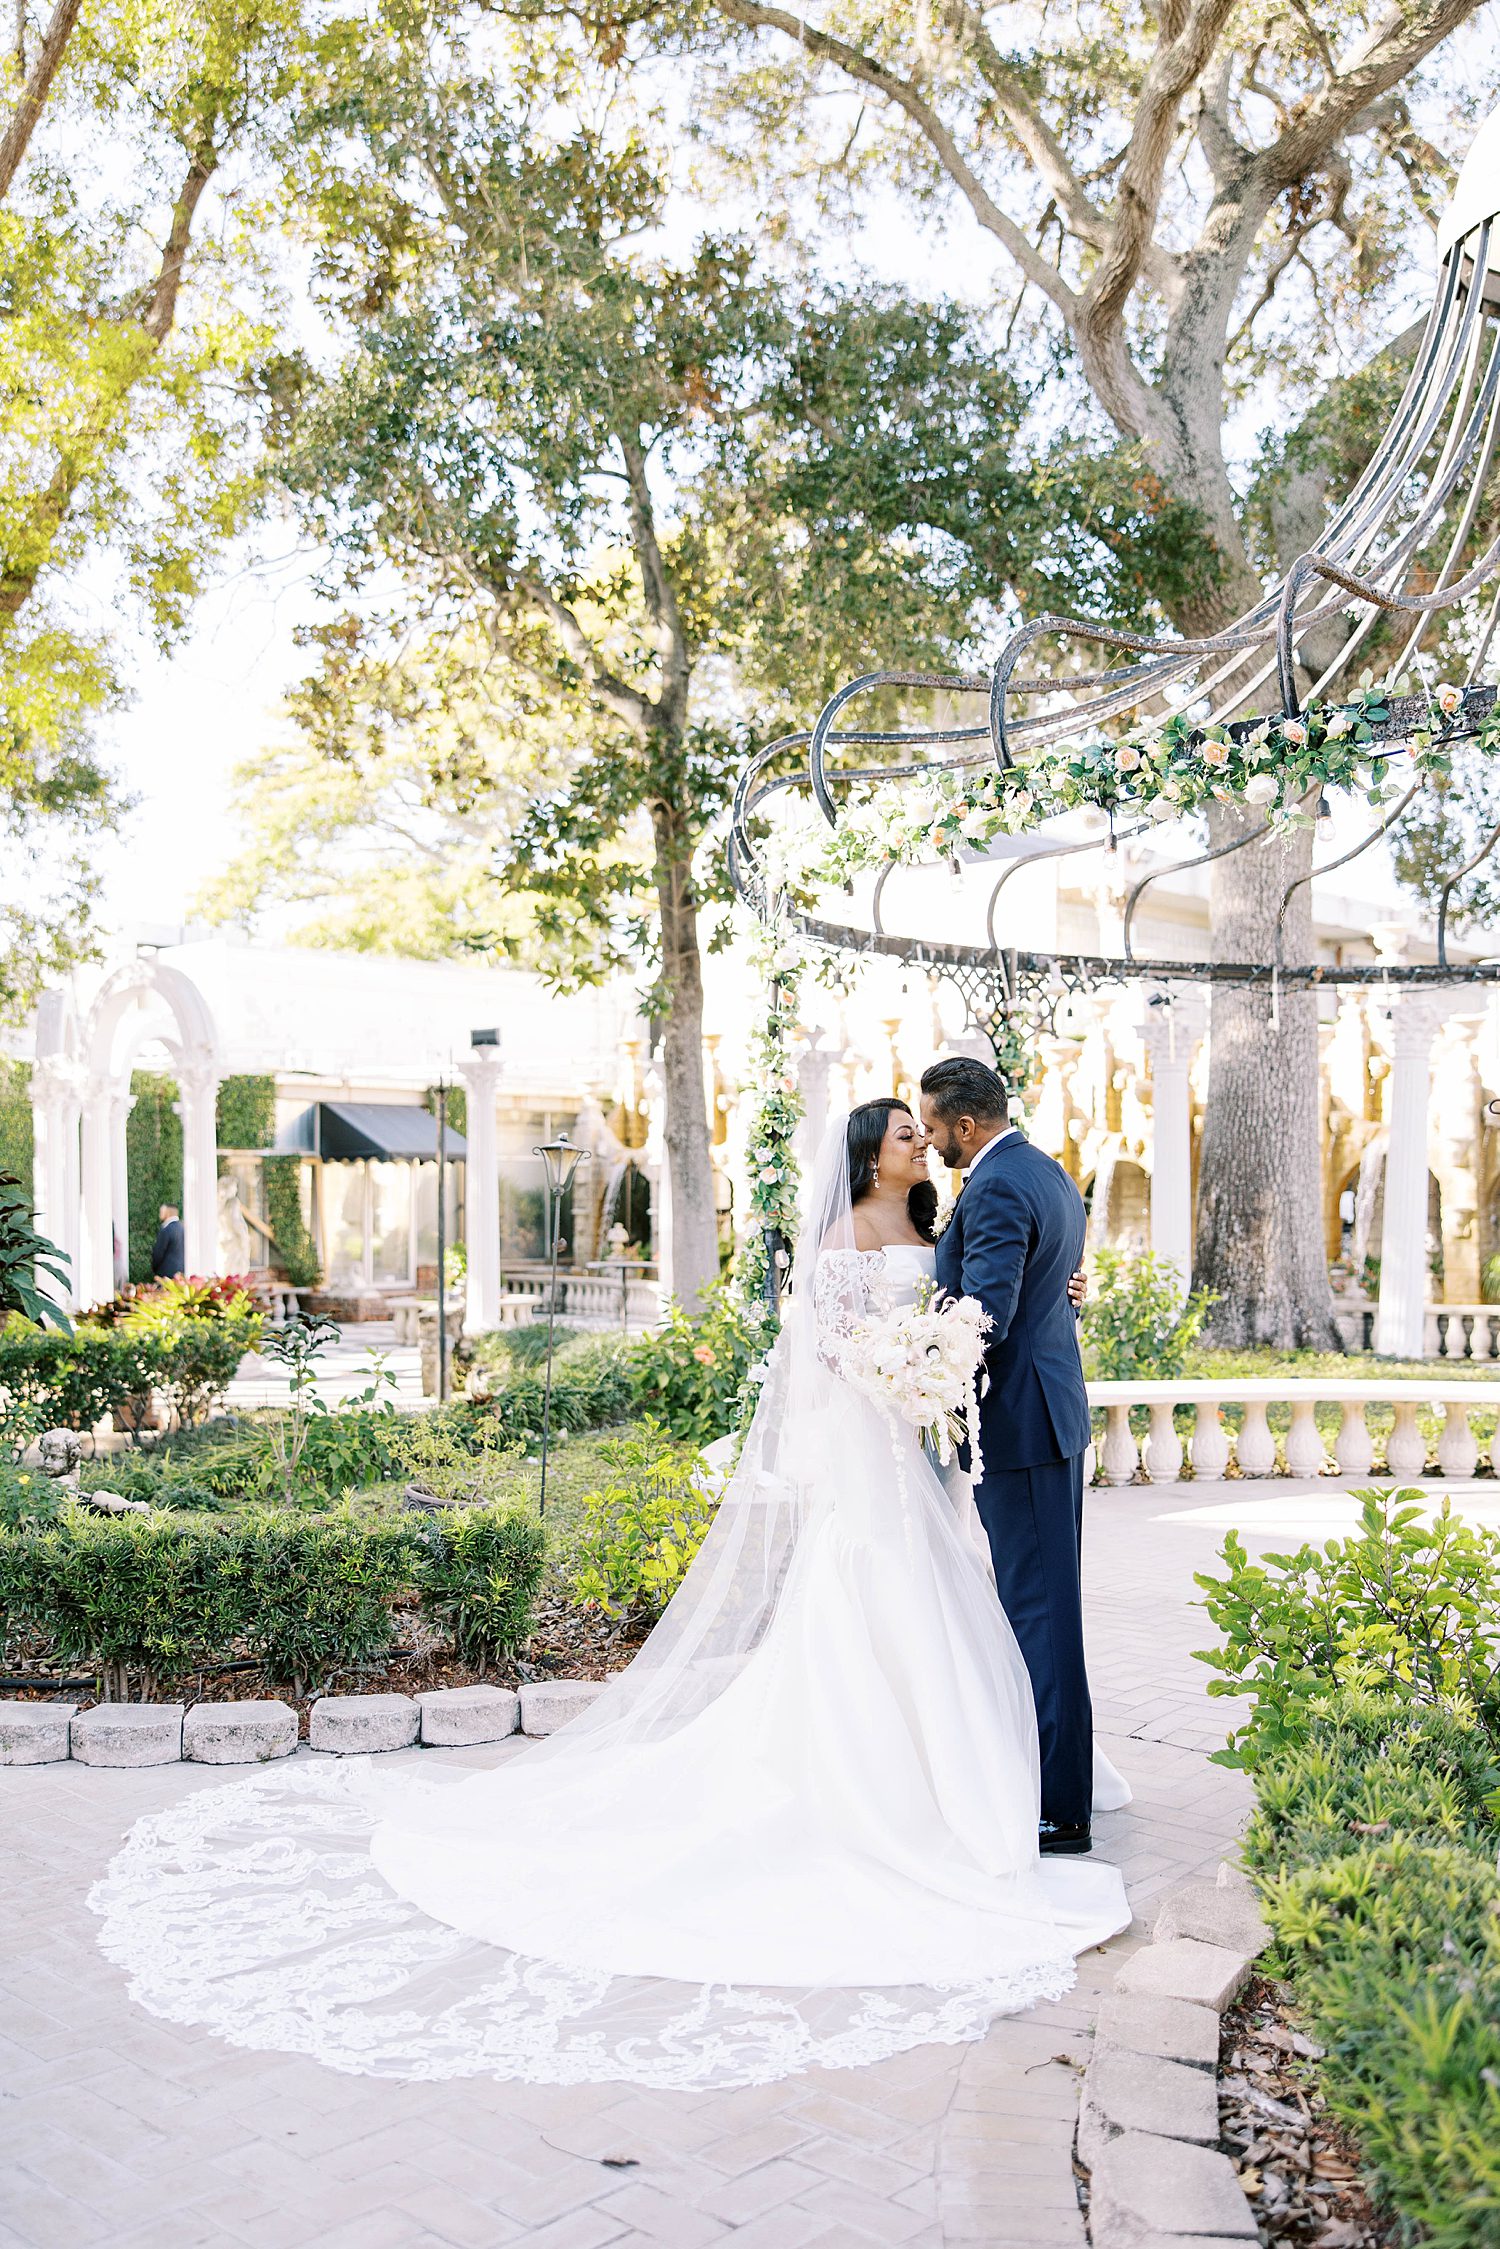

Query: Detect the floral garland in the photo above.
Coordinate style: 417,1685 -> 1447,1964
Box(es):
735,915 -> 805,1315
758,681 -> 1493,892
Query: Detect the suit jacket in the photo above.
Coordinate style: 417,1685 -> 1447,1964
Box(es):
150,1218 -> 186,1281
934,1134 -> 1091,1472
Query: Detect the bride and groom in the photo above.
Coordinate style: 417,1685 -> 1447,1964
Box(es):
91,1054 -> 1130,2093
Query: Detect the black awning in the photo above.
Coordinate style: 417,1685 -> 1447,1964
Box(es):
274,1103 -> 468,1162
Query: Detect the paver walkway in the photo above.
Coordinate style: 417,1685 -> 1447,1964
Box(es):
4,1475 -> 1354,2249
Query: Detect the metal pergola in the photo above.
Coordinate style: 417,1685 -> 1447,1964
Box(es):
729,110 -> 1500,1053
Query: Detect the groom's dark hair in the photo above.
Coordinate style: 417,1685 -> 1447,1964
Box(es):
920,1056 -> 1009,1125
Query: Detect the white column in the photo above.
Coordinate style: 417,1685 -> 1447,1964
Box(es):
1139,989 -> 1206,1291
176,1062 -> 220,1277
78,1076 -> 117,1309
457,1045 -> 503,1333
30,1059 -> 82,1311
1375,995 -> 1447,1358
642,1059 -> 673,1307
109,1089 -> 133,1290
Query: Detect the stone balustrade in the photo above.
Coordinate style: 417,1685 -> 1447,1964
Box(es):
1088,1377 -> 1500,1486
497,1268 -> 660,1328
1329,1301 -> 1500,1358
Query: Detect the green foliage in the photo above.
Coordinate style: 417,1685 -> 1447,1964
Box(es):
1081,1249 -> 1216,1379
466,1338 -> 637,1446
0,1062 -> 33,1198
120,1279 -> 262,1426
571,1424 -> 715,1623
0,1499 -> 545,1696
628,1288 -> 764,1443
264,1158 -> 321,1287
125,1073 -> 183,1284
216,1075 -> 275,1152
389,1411 -> 522,1506
0,1281 -> 261,1435
0,1173 -> 71,1330
416,1505 -> 547,1666
1195,1491 -> 1500,1770
1242,1693 -> 1500,2247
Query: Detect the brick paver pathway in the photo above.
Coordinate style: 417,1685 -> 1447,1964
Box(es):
1,1480 -> 1297,2249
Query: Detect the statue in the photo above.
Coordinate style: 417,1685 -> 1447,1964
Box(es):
217,1171 -> 253,1272
37,1426 -> 151,1516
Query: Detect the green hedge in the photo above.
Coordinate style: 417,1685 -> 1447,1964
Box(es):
0,1060 -> 32,1200
126,1073 -> 183,1285
0,1502 -> 546,1697
0,1301 -> 260,1433
1246,1697 -> 1500,2247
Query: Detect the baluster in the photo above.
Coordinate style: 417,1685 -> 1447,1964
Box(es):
1438,1402 -> 1479,1477
1362,1310 -> 1375,1351
1334,1399 -> 1374,1476
1386,1400 -> 1427,1479
1436,1312 -> 1450,1359
1190,1400 -> 1231,1480
1462,1314 -> 1476,1360
1144,1400 -> 1184,1483
1099,1404 -> 1139,1486
1285,1399 -> 1325,1478
1490,1313 -> 1500,1361
1236,1401 -> 1277,1477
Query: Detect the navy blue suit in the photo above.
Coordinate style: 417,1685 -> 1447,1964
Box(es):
935,1133 -> 1093,1825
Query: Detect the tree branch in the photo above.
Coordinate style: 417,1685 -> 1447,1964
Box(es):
714,0 -> 1080,320
0,0 -> 80,201
509,573 -> 657,738
617,430 -> 690,728
1259,0 -> 1486,195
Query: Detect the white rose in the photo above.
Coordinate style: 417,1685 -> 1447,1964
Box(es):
1325,711 -> 1352,739
1243,774 -> 1279,806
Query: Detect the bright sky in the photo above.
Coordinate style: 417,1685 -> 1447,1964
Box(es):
79,31 -> 1500,937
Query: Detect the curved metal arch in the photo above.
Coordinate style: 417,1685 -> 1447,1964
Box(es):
984,825 -> 1148,952
1438,812 -> 1500,967
1120,817 -> 1274,965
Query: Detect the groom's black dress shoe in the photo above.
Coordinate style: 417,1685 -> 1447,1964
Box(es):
1038,1820 -> 1092,1856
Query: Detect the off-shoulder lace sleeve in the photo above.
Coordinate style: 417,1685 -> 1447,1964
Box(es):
813,1249 -> 880,1376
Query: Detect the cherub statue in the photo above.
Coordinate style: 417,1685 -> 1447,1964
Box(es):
36,1426 -> 150,1516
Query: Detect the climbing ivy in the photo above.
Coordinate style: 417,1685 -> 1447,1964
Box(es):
126,1074 -> 183,1285
0,1062 -> 33,1199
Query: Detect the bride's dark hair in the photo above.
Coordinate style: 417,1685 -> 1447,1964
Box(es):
846,1098 -> 938,1243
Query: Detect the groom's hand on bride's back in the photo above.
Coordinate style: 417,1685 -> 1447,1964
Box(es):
1067,1267 -> 1087,1312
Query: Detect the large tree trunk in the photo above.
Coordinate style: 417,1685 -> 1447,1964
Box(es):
1193,799 -> 1340,1347
651,803 -> 719,1312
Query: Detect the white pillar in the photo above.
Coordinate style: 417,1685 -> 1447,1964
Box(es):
1139,990 -> 1206,1292
78,1076 -> 116,1309
1375,995 -> 1447,1358
177,1062 -> 220,1277
30,1059 -> 82,1311
457,1045 -> 503,1333
110,1089 -> 133,1290
642,1059 -> 673,1307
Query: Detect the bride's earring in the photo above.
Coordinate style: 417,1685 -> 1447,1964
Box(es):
872,1162 -> 880,1188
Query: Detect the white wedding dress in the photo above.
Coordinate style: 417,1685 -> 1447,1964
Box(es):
90,1138 -> 1131,2092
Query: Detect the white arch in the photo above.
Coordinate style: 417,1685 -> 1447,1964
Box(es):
35,955 -> 223,1308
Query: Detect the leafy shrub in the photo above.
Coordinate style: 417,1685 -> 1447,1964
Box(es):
119,1279 -> 262,1426
0,1321 -> 157,1433
1243,1700 -> 1500,2248
232,1511 -> 421,1696
572,1423 -> 715,1622
1081,1248 -> 1215,1379
479,1321 -> 580,1368
1194,1490 -> 1500,1768
628,1288 -> 764,1443
0,1502 -> 543,1697
390,1411 -> 522,1504
0,1460 -> 64,1530
0,1173 -> 70,1329
466,1338 -> 635,1445
417,1505 -> 547,1665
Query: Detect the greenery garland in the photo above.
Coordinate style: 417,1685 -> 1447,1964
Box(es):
759,682 -> 1495,893
735,915 -> 806,1315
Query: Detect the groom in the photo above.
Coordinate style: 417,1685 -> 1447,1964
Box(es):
920,1056 -> 1096,1856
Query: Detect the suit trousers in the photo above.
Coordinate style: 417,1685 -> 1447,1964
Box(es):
972,1452 -> 1092,1827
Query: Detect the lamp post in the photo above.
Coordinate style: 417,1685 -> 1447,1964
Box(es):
535,1131 -> 591,1515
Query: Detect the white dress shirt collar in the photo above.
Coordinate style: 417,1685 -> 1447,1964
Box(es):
963,1124 -> 1019,1181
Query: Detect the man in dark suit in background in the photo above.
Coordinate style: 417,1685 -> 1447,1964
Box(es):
150,1203 -> 186,1281
921,1057 -> 1096,1857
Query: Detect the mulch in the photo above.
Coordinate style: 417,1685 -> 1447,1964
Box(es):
1221,1975 -> 1395,2247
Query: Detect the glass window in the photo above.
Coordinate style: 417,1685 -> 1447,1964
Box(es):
369,1161 -> 413,1285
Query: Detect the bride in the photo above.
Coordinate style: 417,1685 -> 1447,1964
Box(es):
91,1101 -> 1131,2091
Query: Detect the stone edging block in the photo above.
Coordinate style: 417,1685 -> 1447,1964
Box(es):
71,1703 -> 185,1766
1082,1863 -> 1268,2249
184,1700 -> 297,1764
519,1679 -> 606,1736
0,1700 -> 76,1765
417,1685 -> 520,1746
309,1693 -> 420,1754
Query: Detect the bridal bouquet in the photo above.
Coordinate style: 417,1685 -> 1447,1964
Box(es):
842,1285 -> 991,1469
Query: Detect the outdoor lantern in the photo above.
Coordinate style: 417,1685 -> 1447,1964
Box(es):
533,1132 -> 592,1515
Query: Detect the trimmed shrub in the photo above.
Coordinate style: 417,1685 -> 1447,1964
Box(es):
571,1424 -> 714,1623
417,1505 -> 547,1666
232,1512 -> 421,1697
